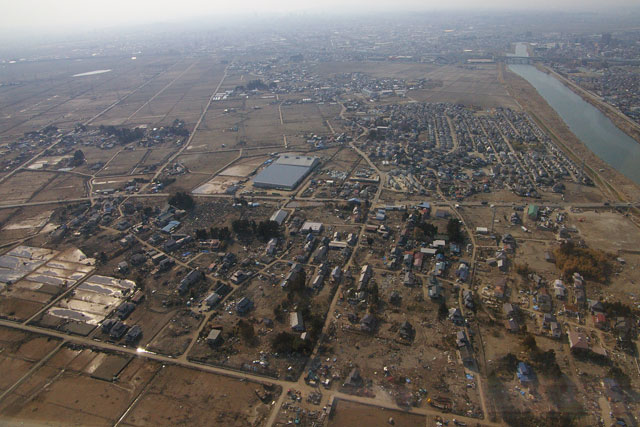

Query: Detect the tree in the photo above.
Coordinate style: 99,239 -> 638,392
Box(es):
437,301 -> 448,320
369,282 -> 380,310
256,220 -> 280,240
288,270 -> 307,294
168,192 -> 195,210
416,221 -> 438,238
232,219 -> 255,236
446,218 -> 464,243
210,226 -> 231,241
273,304 -> 284,322
237,319 -> 255,342
522,334 -> 537,352
195,229 -> 209,240
71,149 -> 85,166
271,332 -> 312,355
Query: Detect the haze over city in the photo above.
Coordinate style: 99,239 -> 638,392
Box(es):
2,0 -> 640,38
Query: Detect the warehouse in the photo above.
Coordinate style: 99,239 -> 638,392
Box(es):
253,155 -> 319,190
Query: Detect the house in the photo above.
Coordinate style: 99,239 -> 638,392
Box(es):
403,253 -> 413,267
130,253 -> 146,266
110,321 -> 128,339
117,261 -> 129,273
434,261 -> 445,276
204,292 -> 222,307
101,318 -> 117,334
494,278 -> 507,300
331,266 -> 342,282
151,253 -> 167,265
459,346 -> 474,365
231,270 -> 250,284
594,313 -> 608,330
550,322 -> 562,339
403,271 -> 416,287
448,308 -> 464,325
563,303 -> 580,317
399,321 -> 414,340
456,330 -> 469,348
428,281 -> 442,299
503,303 -> 516,318
568,330 -> 589,352
432,239 -> 447,248
236,297 -> 253,315
116,302 -> 135,320
312,245 -> 328,263
506,316 -> 520,332
553,279 -> 566,299
389,291 -> 402,305
131,291 -> 145,305
214,282 -> 232,296
601,378 -> 624,402
270,209 -> 288,226
344,368 -> 363,387
207,329 -> 222,346
125,325 -> 142,344
358,265 -> 373,289
178,269 -> 203,294
588,300 -> 604,314
517,362 -> 535,384
413,252 -> 424,269
537,291 -> 552,312
420,247 -> 438,256
312,273 -> 325,290
161,220 -> 181,234
463,290 -> 474,309
542,313 -> 556,329
456,262 -> 469,281
300,221 -> 323,234
290,312 -> 305,332
266,238 -> 278,255
360,314 -> 377,332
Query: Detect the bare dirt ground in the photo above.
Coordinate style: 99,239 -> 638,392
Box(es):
0,328 -> 280,427
327,399 -> 426,426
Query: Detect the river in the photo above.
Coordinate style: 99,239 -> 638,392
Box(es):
507,44 -> 640,184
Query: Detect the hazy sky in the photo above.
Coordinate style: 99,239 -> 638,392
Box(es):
1,0 -> 637,37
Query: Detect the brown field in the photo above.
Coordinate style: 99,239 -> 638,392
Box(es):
120,365 -> 278,426
97,149 -> 148,177
30,173 -> 87,201
176,150 -> 239,175
574,210 -> 640,253
328,399 -> 426,427
0,327 -> 62,393
0,56 -> 178,137
0,328 -> 278,427
0,171 -> 57,206
409,64 -> 516,108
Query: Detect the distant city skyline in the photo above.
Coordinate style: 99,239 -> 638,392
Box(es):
2,0 -> 640,39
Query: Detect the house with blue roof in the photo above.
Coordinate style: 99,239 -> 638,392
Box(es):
517,362 -> 535,384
